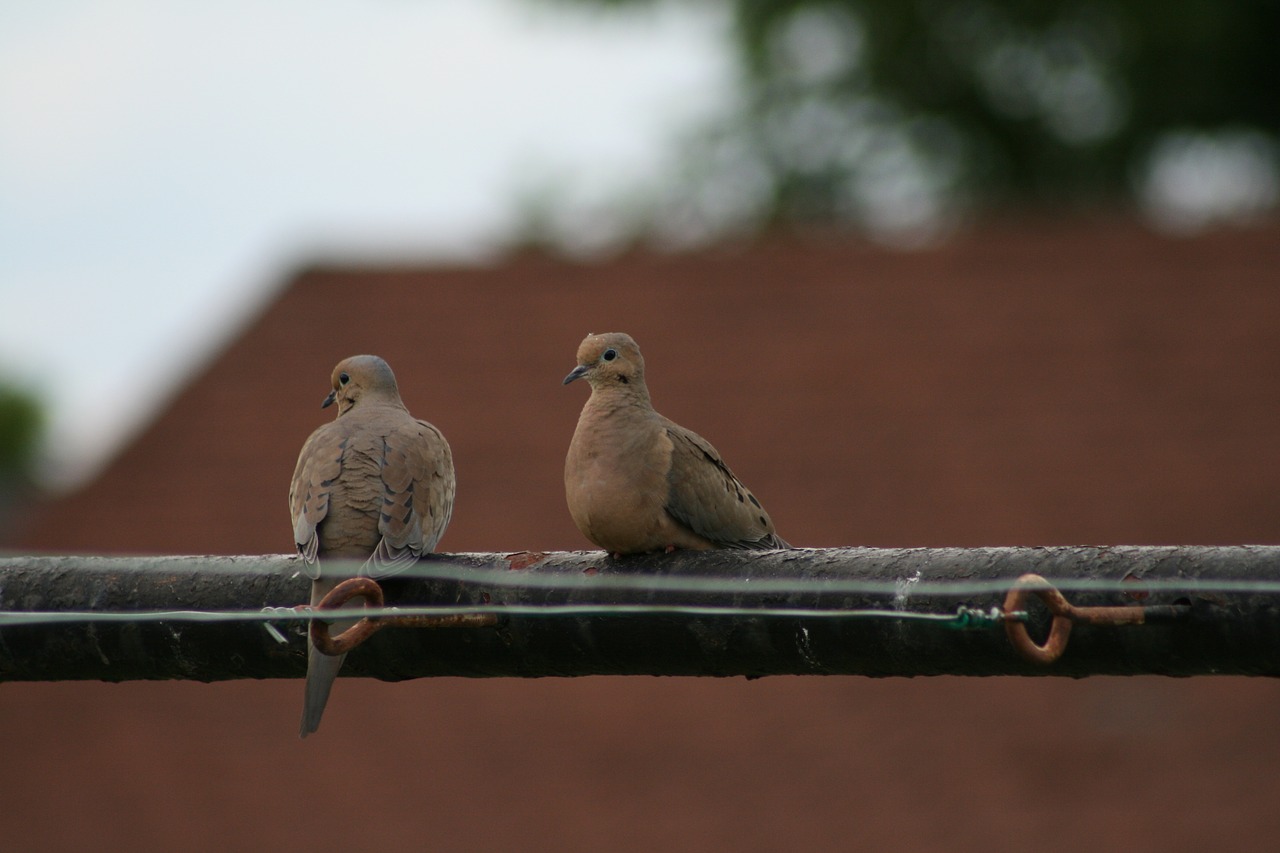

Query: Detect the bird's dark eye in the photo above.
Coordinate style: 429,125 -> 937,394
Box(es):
339,372 -> 350,385
602,349 -> 617,362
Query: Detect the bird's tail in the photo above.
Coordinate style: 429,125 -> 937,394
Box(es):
751,532 -> 791,550
300,644 -> 346,737
299,578 -> 353,738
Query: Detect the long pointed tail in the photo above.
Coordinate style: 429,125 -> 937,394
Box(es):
300,643 -> 346,737
299,578 -> 351,738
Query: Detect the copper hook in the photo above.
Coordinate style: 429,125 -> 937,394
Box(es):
1003,573 -> 1149,664
309,576 -> 498,656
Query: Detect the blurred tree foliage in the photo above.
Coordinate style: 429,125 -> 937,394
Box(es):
0,380 -> 43,486
557,0 -> 1280,239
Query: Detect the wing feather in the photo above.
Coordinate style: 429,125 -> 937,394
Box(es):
662,419 -> 788,550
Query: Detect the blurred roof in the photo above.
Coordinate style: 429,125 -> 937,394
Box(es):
7,218 -> 1280,851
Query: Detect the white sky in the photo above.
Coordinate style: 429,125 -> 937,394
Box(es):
0,0 -> 732,488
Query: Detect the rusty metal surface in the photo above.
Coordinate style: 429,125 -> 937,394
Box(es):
310,577 -> 497,656
1002,573 -> 1188,664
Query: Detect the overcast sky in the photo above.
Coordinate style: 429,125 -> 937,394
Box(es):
0,0 -> 731,488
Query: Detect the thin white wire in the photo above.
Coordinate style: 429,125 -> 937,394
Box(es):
0,603 -> 1015,628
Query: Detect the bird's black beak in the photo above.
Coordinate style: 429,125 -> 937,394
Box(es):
321,390 -> 337,408
563,364 -> 590,385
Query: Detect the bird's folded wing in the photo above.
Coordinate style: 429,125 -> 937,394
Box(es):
662,420 -> 784,549
289,425 -> 346,578
368,418 -> 455,577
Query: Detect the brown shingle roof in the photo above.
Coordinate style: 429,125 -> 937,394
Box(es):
7,219 -> 1280,851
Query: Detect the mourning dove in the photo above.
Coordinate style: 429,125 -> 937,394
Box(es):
289,355 -> 455,737
563,332 -> 789,555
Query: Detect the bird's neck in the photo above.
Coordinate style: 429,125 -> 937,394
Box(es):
578,385 -> 662,460
341,397 -> 407,417
586,381 -> 653,415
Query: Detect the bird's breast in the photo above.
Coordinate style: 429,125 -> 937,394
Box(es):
565,406 -> 675,552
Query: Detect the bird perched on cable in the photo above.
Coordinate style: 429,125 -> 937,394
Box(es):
289,355 -> 455,737
563,332 -> 789,555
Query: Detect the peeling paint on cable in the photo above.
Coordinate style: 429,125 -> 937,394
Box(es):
893,571 -> 922,610
797,625 -> 821,670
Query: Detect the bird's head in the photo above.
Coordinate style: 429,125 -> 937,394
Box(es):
563,332 -> 646,391
323,354 -> 401,415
